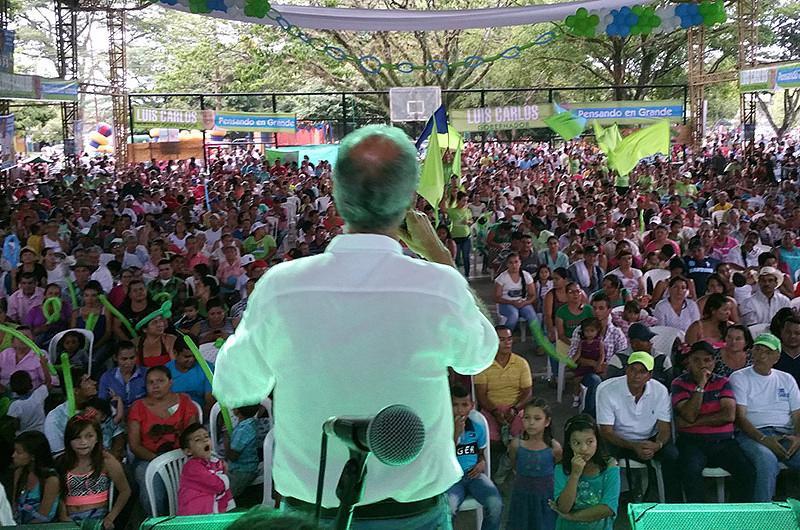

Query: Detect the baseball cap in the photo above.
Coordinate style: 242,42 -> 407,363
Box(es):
688,340 -> 716,357
110,238 -> 124,246
250,221 -> 267,234
627,351 -> 655,371
629,323 -> 656,342
240,254 -> 255,267
124,194 -> 134,201
649,216 -> 662,225
753,332 -> 781,352
741,215 -> 751,223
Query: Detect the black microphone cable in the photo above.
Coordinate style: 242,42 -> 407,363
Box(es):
315,429 -> 329,522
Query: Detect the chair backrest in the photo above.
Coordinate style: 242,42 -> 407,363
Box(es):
748,323 -> 770,338
209,402 -> 222,455
261,429 -> 275,508
470,410 -> 491,478
144,449 -> 189,516
642,269 -> 671,295
47,328 -> 95,369
193,400 -> 204,425
649,326 -> 685,356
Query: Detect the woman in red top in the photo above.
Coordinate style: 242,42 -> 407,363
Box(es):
129,366 -> 198,516
136,316 -> 176,368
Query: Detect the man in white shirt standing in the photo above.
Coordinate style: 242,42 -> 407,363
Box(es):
740,267 -> 791,326
213,125 -> 498,527
730,333 -> 800,501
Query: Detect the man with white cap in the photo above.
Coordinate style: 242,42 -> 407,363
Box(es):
740,267 -> 791,325
730,333 -> 800,501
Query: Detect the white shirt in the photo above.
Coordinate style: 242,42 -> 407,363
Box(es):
495,270 -> 533,302
740,289 -> 791,326
596,376 -> 672,441
213,234 -> 498,507
90,265 -> 114,293
653,297 -> 701,332
729,366 -> 800,432
8,385 -> 48,435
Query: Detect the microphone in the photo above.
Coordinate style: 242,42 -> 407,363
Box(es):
323,404 -> 425,466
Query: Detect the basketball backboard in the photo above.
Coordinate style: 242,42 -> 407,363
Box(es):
390,87 -> 442,122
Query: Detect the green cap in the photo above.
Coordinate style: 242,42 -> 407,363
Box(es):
754,333 -> 782,352
628,351 -> 654,371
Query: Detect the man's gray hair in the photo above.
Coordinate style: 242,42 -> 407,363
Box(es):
332,125 -> 419,232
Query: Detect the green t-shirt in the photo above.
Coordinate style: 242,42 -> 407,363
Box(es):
447,206 -> 472,239
243,234 -> 277,260
555,304 -> 593,339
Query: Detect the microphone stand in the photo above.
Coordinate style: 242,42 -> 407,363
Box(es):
333,448 -> 369,530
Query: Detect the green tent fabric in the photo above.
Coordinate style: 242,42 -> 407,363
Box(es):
418,121 -> 445,208
607,119 -> 670,177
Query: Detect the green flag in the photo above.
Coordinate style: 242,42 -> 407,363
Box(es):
607,119 -> 670,177
592,120 -> 623,154
418,121 -> 445,208
545,111 -> 586,141
438,127 -> 463,179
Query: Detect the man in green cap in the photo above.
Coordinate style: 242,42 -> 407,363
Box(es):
596,350 -> 681,501
730,332 -> 800,502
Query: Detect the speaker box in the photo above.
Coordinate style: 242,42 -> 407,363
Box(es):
628,502 -> 800,530
140,513 -> 245,530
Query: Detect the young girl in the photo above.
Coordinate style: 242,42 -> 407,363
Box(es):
550,414 -> 620,530
534,264 -> 554,317
570,317 -> 605,409
177,423 -> 235,515
57,416 -> 131,528
507,398 -> 562,530
12,431 -> 59,524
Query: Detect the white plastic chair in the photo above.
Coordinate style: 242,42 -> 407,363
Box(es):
649,326 -> 685,357
643,269 -> 670,295
261,429 -> 275,508
144,448 -> 189,516
748,323 -> 770,338
47,328 -> 95,370
457,411 -> 491,528
701,467 -> 731,503
192,400 -> 204,425
619,458 -> 665,503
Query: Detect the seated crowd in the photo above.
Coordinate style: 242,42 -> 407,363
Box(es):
0,132 -> 797,528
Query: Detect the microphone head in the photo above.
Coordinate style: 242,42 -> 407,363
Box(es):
366,404 -> 425,466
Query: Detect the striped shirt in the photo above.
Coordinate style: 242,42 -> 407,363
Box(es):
671,373 -> 735,437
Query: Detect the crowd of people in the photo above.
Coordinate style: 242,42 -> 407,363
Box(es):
0,125 -> 797,529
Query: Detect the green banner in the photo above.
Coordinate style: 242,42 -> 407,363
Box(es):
450,100 -> 684,132
132,107 -> 205,129
214,111 -> 296,132
0,73 -> 78,102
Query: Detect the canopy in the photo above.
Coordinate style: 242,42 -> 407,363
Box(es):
163,0 -> 640,31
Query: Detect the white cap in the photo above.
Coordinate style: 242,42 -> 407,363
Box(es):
239,254 -> 255,267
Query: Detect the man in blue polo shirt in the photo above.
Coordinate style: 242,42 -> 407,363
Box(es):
166,338 -> 215,417
447,384 -> 502,530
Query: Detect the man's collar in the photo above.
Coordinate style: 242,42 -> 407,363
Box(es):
326,233 -> 402,254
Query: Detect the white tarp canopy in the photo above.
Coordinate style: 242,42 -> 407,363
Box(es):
163,0 -> 639,31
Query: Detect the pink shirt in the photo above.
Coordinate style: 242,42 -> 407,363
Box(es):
177,456 -> 235,515
7,288 -> 44,323
186,252 -> 210,271
0,348 -> 46,389
216,260 -> 244,284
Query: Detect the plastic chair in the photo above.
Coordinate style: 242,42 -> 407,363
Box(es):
262,429 -> 275,508
144,449 -> 189,516
47,328 -> 95,370
748,323 -> 770,338
619,457 -> 665,503
192,400 -> 204,425
702,467 -> 731,503
649,326 -> 685,357
457,411 -> 491,528
643,269 -> 670,295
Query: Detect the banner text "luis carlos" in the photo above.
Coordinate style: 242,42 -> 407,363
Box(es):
213,112 -> 297,133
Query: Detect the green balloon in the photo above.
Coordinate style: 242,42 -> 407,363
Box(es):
589,14 -> 599,24
577,7 -> 588,16
566,14 -> 576,25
